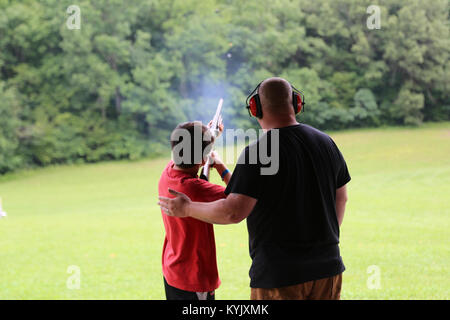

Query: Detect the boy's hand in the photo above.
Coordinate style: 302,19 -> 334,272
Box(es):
218,116 -> 224,136
210,151 -> 224,168
208,116 -> 224,137
158,189 -> 191,218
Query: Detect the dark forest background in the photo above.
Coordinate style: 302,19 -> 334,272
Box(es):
0,0 -> 449,174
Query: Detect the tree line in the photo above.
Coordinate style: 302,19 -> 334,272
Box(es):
0,0 -> 449,174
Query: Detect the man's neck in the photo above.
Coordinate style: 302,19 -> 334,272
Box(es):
260,115 -> 299,130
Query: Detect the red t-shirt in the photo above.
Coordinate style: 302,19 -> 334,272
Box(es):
158,161 -> 227,292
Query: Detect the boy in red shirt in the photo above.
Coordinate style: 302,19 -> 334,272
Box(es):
158,121 -> 231,300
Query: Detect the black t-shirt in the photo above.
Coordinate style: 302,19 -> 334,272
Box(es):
224,124 -> 351,288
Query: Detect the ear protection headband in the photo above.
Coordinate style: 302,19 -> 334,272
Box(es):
245,81 -> 305,118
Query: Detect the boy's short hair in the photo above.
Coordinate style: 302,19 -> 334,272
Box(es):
170,121 -> 214,169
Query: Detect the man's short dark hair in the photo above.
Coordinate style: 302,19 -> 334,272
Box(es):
259,77 -> 293,114
170,121 -> 214,169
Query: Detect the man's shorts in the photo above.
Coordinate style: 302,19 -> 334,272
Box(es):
250,273 -> 342,300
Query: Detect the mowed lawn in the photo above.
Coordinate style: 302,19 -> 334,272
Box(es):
0,123 -> 449,300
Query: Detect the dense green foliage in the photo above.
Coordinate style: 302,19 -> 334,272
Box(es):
0,0 -> 449,173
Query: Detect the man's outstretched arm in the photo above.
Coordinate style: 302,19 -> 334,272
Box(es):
158,189 -> 257,225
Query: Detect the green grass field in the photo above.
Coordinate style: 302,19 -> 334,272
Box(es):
0,123 -> 449,299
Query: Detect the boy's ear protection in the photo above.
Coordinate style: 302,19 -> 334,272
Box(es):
246,82 -> 305,119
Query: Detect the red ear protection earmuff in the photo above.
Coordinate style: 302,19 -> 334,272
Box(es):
292,85 -> 305,114
248,96 -> 259,118
246,82 -> 305,119
246,82 -> 263,118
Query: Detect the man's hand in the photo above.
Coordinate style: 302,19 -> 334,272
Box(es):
158,188 -> 191,218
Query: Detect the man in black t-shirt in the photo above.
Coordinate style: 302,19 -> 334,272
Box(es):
158,77 -> 350,300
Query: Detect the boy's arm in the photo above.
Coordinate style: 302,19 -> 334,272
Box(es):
211,151 -> 231,185
213,163 -> 231,185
